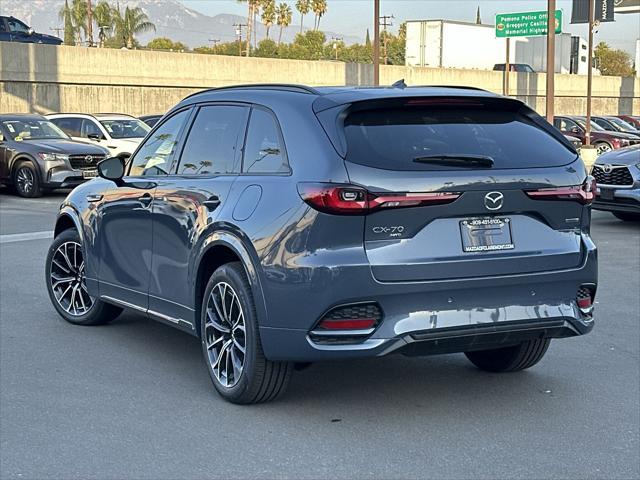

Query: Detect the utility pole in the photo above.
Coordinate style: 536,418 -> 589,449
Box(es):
50,27 -> 64,38
380,14 -> 394,65
208,38 -> 220,47
545,0 -> 556,123
373,0 -> 380,85
86,0 -> 94,47
585,0 -> 595,146
234,23 -> 247,56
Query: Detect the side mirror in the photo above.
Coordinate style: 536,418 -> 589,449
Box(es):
87,133 -> 102,141
98,157 -> 125,183
27,28 -> 35,36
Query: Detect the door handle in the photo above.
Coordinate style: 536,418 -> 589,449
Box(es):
86,194 -> 103,202
138,193 -> 153,207
203,196 -> 221,212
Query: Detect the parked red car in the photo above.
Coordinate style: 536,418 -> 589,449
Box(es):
554,116 -> 640,155
616,115 -> 640,130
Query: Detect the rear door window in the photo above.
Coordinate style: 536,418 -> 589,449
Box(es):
51,117 -> 82,137
344,107 -> 577,170
178,105 -> 248,175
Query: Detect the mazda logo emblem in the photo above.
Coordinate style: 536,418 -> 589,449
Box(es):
85,155 -> 94,164
602,164 -> 613,173
484,191 -> 504,211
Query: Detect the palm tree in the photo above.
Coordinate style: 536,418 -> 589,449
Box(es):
276,3 -> 292,45
261,0 -> 276,40
295,0 -> 310,34
94,1 -> 114,47
310,0 -> 327,31
71,0 -> 88,44
114,6 -> 155,49
238,0 -> 260,56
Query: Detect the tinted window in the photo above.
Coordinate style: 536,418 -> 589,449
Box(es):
81,119 -> 103,138
178,105 -> 247,175
129,110 -> 189,177
243,109 -> 288,174
51,117 -> 82,137
344,107 -> 576,171
556,118 -> 580,132
7,18 -> 29,33
0,20 -> 7,32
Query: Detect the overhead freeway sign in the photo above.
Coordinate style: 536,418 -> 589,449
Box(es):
495,10 -> 563,38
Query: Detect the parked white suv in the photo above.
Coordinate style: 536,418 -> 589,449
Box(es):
46,113 -> 150,158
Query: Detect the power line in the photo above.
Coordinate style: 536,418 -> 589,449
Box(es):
379,14 -> 394,65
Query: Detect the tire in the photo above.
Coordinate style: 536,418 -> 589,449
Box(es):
201,262 -> 293,404
13,161 -> 42,198
465,338 -> 551,373
594,142 -> 613,156
46,228 -> 122,326
613,212 -> 640,222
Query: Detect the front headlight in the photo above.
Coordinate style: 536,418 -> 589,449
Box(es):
37,153 -> 69,163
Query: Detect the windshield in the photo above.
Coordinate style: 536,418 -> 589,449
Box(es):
1,119 -> 69,140
100,119 -> 150,139
607,117 -> 637,132
575,118 -> 604,131
344,107 -> 577,171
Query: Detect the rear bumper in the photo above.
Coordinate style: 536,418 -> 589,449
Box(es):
259,234 -> 597,362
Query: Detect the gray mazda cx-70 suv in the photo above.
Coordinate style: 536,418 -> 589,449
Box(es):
46,84 -> 598,403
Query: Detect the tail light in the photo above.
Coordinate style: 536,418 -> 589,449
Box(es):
525,176 -> 597,205
298,183 -> 460,215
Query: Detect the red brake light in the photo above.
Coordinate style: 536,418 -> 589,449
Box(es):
525,176 -> 596,205
298,183 -> 460,215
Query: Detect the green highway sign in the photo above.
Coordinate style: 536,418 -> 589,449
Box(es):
495,10 -> 562,38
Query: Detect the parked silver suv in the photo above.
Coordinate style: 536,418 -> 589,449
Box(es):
0,114 -> 108,197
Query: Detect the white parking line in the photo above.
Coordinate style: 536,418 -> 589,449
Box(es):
0,231 -> 54,244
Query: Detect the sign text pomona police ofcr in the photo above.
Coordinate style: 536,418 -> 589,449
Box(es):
496,10 -> 563,38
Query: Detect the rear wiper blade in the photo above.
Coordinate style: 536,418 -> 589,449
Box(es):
413,154 -> 495,168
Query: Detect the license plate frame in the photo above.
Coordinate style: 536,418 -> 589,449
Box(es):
82,169 -> 98,179
460,217 -> 514,253
598,188 -> 614,201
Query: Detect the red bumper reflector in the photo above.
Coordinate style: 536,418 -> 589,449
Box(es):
577,297 -> 592,309
317,318 -> 377,330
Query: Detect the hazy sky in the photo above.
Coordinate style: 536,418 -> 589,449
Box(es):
182,0 -> 640,55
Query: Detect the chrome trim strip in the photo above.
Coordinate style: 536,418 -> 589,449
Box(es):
100,295 -> 146,313
147,309 -> 194,328
309,328 -> 376,337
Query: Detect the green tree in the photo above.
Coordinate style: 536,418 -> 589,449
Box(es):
310,0 -> 327,31
71,0 -> 88,44
60,0 -> 76,46
261,0 -> 276,40
295,0 -> 310,34
94,1 -> 115,47
594,42 -> 635,76
276,3 -> 292,45
254,38 -> 279,57
147,37 -> 188,51
288,30 -> 326,60
114,6 -> 156,49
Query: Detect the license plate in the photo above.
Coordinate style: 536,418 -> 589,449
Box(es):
460,217 -> 514,253
82,169 -> 98,179
598,188 -> 614,201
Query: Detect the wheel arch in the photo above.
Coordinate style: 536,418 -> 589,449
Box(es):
192,231 -> 267,338
10,154 -> 41,182
54,206 -> 85,244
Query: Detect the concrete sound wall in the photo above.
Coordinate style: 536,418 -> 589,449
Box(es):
1,42 -> 638,116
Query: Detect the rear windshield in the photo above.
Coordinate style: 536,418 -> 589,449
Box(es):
344,107 -> 576,170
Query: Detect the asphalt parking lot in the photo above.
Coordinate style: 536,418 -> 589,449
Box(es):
0,188 -> 638,480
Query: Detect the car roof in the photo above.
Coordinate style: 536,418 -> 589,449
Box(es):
177,83 -> 500,113
0,113 -> 46,121
46,113 -> 135,120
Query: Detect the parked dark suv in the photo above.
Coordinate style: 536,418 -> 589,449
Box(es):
0,114 -> 108,197
0,16 -> 63,45
46,84 -> 598,404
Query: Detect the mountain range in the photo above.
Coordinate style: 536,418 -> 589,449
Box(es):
2,0 -> 362,48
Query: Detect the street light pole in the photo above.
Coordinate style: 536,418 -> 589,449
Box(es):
585,0 -> 595,146
545,0 -> 556,123
373,0 -> 380,86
